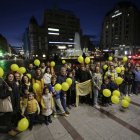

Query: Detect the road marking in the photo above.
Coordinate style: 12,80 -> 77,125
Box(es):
96,108 -> 140,136
58,117 -> 84,140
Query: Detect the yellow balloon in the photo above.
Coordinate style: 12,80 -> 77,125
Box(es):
121,99 -> 129,108
17,117 -> 29,132
50,61 -> 55,67
103,65 -> 108,70
54,83 -> 62,91
115,67 -> 121,74
33,83 -> 40,91
62,60 -> 66,64
0,67 -> 4,77
121,66 -> 125,71
115,77 -> 123,85
34,59 -> 40,66
78,56 -> 84,63
111,95 -> 120,104
85,57 -> 90,64
123,56 -> 128,62
123,96 -> 131,103
18,67 -> 26,74
26,73 -> 32,79
11,64 -> 19,71
108,56 -> 113,61
103,89 -> 111,97
66,78 -> 72,85
113,90 -> 120,97
62,82 -> 69,91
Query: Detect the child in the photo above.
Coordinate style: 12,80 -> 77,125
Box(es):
20,89 -> 29,112
101,78 -> 111,106
49,76 -> 69,117
41,86 -> 53,125
22,93 -> 40,130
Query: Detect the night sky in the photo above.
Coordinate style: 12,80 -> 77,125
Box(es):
0,0 -> 140,46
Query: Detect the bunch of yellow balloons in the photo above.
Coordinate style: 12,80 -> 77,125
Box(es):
78,56 -> 84,63
33,83 -> 40,91
103,89 -> 111,97
17,117 -> 29,132
108,56 -> 113,61
103,65 -> 108,70
11,64 -> 19,71
18,67 -> 26,74
112,90 -> 120,97
111,95 -> 120,104
0,67 -> 4,78
115,77 -> 123,85
34,59 -> 40,66
121,99 -> 129,108
50,61 -> 55,67
54,84 -> 62,91
115,67 -> 121,74
62,60 -> 66,64
66,78 -> 72,85
62,82 -> 69,91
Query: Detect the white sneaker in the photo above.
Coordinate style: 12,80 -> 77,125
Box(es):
94,105 -> 100,109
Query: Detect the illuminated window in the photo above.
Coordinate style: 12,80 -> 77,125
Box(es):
48,28 -> 59,31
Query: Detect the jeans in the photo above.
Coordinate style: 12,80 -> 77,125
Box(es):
126,84 -> 132,95
53,98 -> 65,114
60,96 -> 67,112
134,81 -> 140,95
93,88 -> 99,105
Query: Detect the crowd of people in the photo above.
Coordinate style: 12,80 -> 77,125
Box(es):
0,57 -> 140,136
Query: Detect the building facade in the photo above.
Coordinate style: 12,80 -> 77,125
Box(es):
23,9 -> 81,58
100,1 -> 140,55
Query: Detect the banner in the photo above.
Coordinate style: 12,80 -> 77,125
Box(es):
76,80 -> 92,106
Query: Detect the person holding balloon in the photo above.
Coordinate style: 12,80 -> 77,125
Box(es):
32,68 -> 44,103
49,76 -> 68,117
105,64 -> 118,82
57,67 -> 69,115
22,93 -> 40,130
101,78 -> 111,106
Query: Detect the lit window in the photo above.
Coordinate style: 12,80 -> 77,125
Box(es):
48,32 -> 59,35
48,28 -> 59,31
112,12 -> 122,18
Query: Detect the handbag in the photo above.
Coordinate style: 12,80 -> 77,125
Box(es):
0,96 -> 13,112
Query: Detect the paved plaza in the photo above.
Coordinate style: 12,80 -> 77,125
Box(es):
0,95 -> 140,140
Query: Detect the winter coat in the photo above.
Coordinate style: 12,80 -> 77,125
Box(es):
41,93 -> 53,116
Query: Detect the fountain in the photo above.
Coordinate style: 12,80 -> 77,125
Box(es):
66,32 -> 83,57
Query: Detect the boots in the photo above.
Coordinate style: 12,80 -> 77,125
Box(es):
48,115 -> 52,123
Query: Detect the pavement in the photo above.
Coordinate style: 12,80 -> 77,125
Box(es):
0,94 -> 140,140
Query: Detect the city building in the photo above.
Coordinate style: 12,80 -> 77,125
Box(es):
23,8 -> 81,58
0,34 -> 13,58
100,1 -> 140,55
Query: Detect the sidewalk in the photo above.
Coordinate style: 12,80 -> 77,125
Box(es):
0,95 -> 140,140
